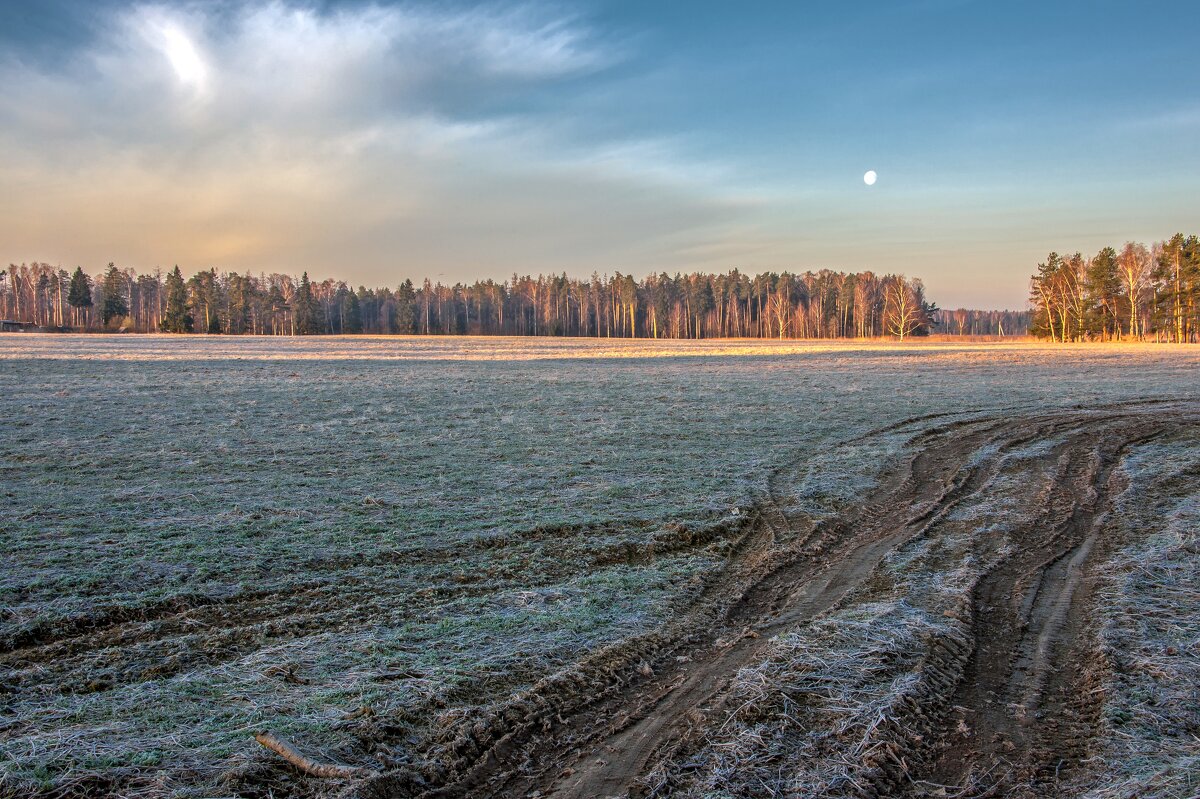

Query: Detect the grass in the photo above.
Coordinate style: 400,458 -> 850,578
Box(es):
1,335 -> 1199,796
1080,432 -> 1200,799
647,600 -> 956,798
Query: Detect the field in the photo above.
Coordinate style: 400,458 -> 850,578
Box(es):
1,335 -> 1198,799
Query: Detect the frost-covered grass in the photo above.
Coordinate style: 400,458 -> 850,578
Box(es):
1083,434 -> 1200,799
650,600 -> 954,799
656,434 -> 1072,798
1,335 -> 1198,796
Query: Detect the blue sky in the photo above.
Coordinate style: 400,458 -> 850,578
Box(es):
1,1 -> 1196,307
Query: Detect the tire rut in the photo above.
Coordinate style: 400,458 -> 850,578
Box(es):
370,401 -> 1200,799
918,417 -> 1180,798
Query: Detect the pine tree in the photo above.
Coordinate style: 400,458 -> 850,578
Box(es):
226,273 -> 251,334
187,268 -> 223,333
161,266 -> 193,333
1085,247 -> 1121,340
267,284 -> 287,334
101,263 -> 128,326
1186,236 -> 1200,342
1153,234 -> 1187,342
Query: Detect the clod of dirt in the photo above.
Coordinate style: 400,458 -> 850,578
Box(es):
263,663 -> 308,684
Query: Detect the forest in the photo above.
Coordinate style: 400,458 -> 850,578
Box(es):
1029,233 -> 1200,342
0,263 -> 961,339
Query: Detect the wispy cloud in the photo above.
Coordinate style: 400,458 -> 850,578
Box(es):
1111,103 -> 1200,133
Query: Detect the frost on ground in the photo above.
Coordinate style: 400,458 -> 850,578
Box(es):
646,601 -> 955,798
651,433 -> 1069,798
1081,433 -> 1200,799
0,336 -> 1198,797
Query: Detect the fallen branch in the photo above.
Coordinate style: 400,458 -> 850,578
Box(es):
253,731 -> 373,779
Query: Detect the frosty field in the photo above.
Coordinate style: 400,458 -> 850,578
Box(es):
1,336 -> 1198,799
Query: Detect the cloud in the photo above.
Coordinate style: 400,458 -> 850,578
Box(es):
1111,104 -> 1200,133
0,1 -> 756,283
6,1 -> 608,145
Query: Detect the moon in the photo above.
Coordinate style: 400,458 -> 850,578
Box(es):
863,170 -> 877,186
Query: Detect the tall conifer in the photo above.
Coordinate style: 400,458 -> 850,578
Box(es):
66,267 -> 92,321
294,272 -> 319,335
161,266 -> 193,333
101,263 -> 128,325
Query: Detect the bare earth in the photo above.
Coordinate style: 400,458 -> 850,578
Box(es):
1,336 -> 1197,799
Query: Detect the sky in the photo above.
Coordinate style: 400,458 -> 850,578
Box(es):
1,1 -> 1197,308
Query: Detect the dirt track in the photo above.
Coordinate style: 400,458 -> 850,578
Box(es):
348,400 -> 1200,799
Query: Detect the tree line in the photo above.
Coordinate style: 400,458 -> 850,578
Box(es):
930,308 -> 1031,337
1029,233 -> 1200,342
0,263 -> 947,339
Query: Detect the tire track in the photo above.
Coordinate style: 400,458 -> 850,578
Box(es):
0,513 -> 753,695
375,401 -> 1200,799
396,417 -> 1008,796
917,418 -> 1177,798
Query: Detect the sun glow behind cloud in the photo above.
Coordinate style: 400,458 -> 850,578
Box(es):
154,21 -> 207,91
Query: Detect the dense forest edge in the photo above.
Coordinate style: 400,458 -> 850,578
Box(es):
0,261 -> 1032,335
6,233 -> 1197,343
0,263 -> 1030,339
1029,233 -> 1200,342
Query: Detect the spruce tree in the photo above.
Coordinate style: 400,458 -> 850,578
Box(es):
294,272 -> 319,335
396,279 -> 416,333
67,267 -> 92,320
100,263 -> 128,326
342,289 -> 363,334
161,266 -> 193,333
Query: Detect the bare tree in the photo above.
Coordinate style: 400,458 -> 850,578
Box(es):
1117,242 -> 1150,339
884,277 -> 922,340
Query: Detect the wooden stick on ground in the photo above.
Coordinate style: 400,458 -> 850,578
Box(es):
253,731 -> 371,779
